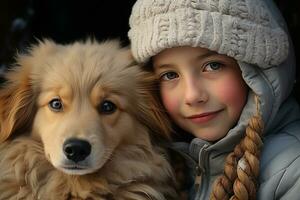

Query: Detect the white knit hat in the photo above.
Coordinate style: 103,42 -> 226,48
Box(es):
128,0 -> 289,68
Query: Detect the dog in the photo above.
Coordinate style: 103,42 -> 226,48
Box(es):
0,40 -> 178,200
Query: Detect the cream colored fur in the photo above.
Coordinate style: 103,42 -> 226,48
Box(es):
0,40 -> 177,200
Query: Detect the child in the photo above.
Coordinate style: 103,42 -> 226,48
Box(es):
128,0 -> 300,199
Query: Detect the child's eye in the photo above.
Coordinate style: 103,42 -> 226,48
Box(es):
203,62 -> 223,72
160,72 -> 179,81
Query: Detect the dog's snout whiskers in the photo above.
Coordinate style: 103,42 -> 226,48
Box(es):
63,138 -> 91,163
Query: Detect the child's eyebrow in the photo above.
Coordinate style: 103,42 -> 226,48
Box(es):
195,51 -> 218,61
155,51 -> 219,69
155,63 -> 176,69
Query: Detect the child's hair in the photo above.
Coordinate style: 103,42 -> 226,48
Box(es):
210,96 -> 264,200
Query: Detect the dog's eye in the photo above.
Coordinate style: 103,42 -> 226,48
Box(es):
49,98 -> 63,112
99,100 -> 116,114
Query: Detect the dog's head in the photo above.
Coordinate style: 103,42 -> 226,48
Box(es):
0,40 -> 170,175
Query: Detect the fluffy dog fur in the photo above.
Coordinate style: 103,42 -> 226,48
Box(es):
0,40 -> 178,200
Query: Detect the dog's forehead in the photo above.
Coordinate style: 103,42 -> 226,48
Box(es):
33,42 -> 141,98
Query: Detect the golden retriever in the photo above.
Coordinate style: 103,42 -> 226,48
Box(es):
0,40 -> 178,200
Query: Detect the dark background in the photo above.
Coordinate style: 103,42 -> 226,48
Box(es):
0,0 -> 299,101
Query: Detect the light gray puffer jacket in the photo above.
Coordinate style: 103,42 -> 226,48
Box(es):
171,0 -> 300,199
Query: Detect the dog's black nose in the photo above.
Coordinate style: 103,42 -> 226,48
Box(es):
63,138 -> 91,163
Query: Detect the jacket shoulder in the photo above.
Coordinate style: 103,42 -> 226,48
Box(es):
258,120 -> 300,199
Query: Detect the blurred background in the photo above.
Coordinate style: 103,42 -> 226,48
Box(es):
0,0 -> 299,101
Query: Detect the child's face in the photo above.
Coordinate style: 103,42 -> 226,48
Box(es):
153,46 -> 248,141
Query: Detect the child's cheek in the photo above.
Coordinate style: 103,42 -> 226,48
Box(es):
214,76 -> 247,111
160,91 -> 179,115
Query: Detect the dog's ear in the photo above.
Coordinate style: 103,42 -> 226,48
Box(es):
136,70 -> 172,140
0,65 -> 36,143
0,39 -> 57,143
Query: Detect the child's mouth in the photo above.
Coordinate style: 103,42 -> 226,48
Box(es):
186,109 -> 223,124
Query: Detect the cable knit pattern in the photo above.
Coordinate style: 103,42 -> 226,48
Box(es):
128,0 -> 289,68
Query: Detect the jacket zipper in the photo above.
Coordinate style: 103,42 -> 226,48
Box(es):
195,144 -> 209,199
194,165 -> 202,189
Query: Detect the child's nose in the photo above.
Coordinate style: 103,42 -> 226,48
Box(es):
184,78 -> 208,106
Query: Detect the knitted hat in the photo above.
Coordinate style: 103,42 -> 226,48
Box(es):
128,0 -> 289,68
